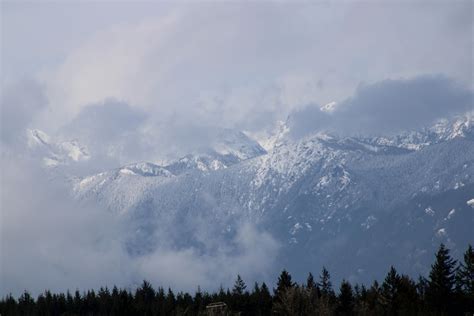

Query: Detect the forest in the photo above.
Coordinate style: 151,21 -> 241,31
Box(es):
1,243 -> 473,315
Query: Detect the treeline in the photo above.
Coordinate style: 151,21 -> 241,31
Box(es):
1,244 -> 473,315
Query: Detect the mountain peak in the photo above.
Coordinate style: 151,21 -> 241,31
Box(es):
26,129 -> 90,167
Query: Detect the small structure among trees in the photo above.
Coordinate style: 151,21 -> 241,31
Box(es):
205,302 -> 229,316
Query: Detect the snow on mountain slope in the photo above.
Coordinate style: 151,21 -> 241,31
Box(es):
212,128 -> 267,160
27,129 -> 90,167
70,115 -> 474,283
165,129 -> 266,174
73,115 -> 474,219
368,112 -> 474,150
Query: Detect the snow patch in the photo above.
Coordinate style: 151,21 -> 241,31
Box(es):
290,222 -> 303,235
320,101 -> 337,113
467,199 -> 474,208
120,169 -> 137,176
424,207 -> 435,216
436,228 -> 447,237
446,209 -> 456,220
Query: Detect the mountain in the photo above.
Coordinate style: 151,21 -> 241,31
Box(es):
166,129 -> 267,174
26,129 -> 90,167
71,114 -> 474,284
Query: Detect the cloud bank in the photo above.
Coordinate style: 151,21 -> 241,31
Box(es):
288,76 -> 473,139
0,152 -> 279,297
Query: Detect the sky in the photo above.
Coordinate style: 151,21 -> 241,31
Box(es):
2,1 -> 472,141
1,0 -> 473,296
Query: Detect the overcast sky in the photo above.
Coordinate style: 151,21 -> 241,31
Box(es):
2,1 -> 472,140
1,0 -> 473,296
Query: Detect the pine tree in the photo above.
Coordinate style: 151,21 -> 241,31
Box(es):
318,267 -> 336,315
193,286 -> 203,313
73,289 -> 82,314
1,294 -> 18,316
380,266 -> 400,315
306,272 -> 320,308
18,291 -> 35,315
396,275 -> 420,315
319,267 -> 334,297
274,270 -> 295,302
456,244 -> 474,295
135,280 -> 156,316
260,282 -> 273,315
307,272 -> 316,290
455,244 -> 474,313
337,280 -> 354,316
427,243 -> 457,313
232,274 -> 247,295
363,280 -> 383,315
165,288 -> 176,315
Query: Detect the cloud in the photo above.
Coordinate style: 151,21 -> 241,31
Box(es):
3,2 -> 471,157
57,99 -> 150,168
0,152 -> 280,296
62,99 -> 146,142
136,223 -> 280,291
0,80 -> 48,147
336,75 -> 473,135
287,76 -> 473,138
25,1 -> 471,134
0,154 -> 131,296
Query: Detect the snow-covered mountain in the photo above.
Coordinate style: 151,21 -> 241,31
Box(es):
53,115 -> 474,283
26,129 -> 90,167
166,129 -> 267,174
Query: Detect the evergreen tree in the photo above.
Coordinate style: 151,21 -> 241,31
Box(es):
318,267 -> 336,315
456,244 -> 474,314
274,270 -> 295,302
337,280 -> 354,316
1,244 -> 473,316
306,272 -> 320,309
396,274 -> 420,315
233,274 -> 247,295
427,243 -> 457,313
380,266 -> 400,315
73,289 -> 82,314
18,291 -> 35,315
165,288 -> 176,315
1,294 -> 18,316
260,282 -> 273,315
193,285 -> 203,313
319,267 -> 334,297
134,280 -> 156,316
364,280 -> 383,315
456,244 -> 474,295
98,286 -> 112,315
307,272 -> 316,290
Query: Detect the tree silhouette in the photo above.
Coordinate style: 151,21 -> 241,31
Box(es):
427,243 -> 457,313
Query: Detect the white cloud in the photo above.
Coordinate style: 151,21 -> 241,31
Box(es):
22,1 -> 471,133
0,153 -> 279,296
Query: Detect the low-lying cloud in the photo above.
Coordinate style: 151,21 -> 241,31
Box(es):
0,153 -> 280,296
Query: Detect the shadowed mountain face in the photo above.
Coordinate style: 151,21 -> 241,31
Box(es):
47,115 -> 474,284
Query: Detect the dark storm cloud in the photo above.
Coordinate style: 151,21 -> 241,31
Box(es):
337,75 -> 473,135
288,76 -> 473,139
